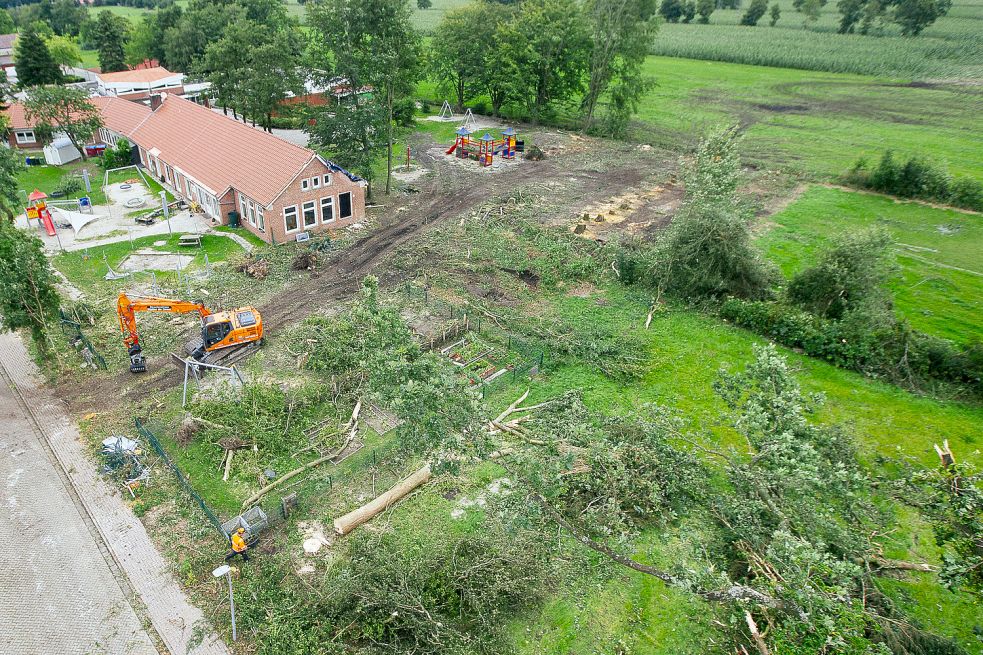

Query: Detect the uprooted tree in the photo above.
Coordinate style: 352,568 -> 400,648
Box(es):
464,345 -> 967,653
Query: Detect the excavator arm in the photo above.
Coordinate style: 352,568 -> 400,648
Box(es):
117,292 -> 211,372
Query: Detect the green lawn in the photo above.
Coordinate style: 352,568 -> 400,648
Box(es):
635,57 -> 983,181
652,0 -> 983,79
16,160 -> 108,206
53,232 -> 245,291
758,185 -> 983,344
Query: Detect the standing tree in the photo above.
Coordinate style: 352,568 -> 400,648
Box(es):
769,1 -> 781,23
682,0 -> 697,20
239,32 -> 304,132
45,34 -> 83,68
14,28 -> 62,87
697,0 -> 715,22
799,0 -> 823,25
417,0 -> 433,7
0,9 -> 15,34
94,10 -> 129,73
308,0 -> 421,196
24,86 -> 103,161
0,133 -> 24,221
126,4 -> 184,68
581,0 -> 658,132
307,101 -> 387,198
507,0 -> 591,118
430,4 -> 495,110
893,0 -> 952,34
48,0 -> 88,37
203,20 -> 261,118
0,220 -> 61,357
740,0 -> 769,24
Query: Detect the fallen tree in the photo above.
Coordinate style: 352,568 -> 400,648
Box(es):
333,464 -> 432,535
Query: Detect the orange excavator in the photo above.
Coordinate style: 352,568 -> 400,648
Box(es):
117,292 -> 263,373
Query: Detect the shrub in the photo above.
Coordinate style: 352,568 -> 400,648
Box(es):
844,150 -> 983,211
787,228 -> 894,320
720,298 -> 982,391
682,0 -> 697,21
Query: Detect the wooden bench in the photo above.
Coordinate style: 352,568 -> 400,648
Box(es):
178,233 -> 202,247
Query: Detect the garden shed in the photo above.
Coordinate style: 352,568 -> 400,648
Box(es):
43,137 -> 81,166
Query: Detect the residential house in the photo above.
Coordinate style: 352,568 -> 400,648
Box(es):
2,102 -> 42,149
98,93 -> 366,245
64,64 -> 211,104
0,34 -> 15,82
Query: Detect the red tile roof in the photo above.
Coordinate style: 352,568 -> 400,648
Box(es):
3,102 -> 30,129
98,66 -> 180,84
123,94 -> 318,206
0,34 -> 16,51
89,96 -> 153,136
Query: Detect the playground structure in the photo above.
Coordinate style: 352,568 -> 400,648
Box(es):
24,189 -> 58,237
446,126 -> 522,167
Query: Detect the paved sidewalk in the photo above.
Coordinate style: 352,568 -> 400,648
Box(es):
0,333 -> 230,655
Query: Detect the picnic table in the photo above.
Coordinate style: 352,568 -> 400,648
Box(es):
178,233 -> 202,247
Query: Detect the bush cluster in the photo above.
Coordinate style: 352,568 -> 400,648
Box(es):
843,150 -> 983,211
720,298 -> 982,392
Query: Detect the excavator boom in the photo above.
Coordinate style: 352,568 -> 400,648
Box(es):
117,292 -> 261,373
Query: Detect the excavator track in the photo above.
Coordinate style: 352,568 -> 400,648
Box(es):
182,337 -> 261,370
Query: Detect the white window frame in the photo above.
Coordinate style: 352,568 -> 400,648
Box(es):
320,196 -> 334,223
256,205 -> 265,231
302,200 -> 317,228
14,130 -> 35,144
338,191 -> 353,219
248,200 -> 257,226
312,176 -> 321,189
301,178 -> 310,192
239,194 -> 247,221
283,205 -> 299,233
322,174 -> 332,186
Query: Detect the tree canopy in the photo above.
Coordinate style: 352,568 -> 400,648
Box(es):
24,85 -> 103,160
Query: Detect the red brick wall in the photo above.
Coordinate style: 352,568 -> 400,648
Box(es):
7,131 -> 41,149
263,158 -> 366,245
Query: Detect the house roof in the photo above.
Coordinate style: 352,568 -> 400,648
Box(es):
3,102 -> 30,129
89,96 -> 153,136
0,34 -> 16,50
98,66 -> 180,84
124,94 -> 319,206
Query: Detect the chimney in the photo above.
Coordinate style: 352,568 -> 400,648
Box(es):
149,93 -> 164,111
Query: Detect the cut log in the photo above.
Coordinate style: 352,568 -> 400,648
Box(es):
333,464 -> 431,536
241,452 -> 335,509
223,449 -> 234,482
744,611 -> 771,655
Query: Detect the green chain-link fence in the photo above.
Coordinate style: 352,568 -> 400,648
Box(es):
135,418 -> 226,537
59,309 -> 107,369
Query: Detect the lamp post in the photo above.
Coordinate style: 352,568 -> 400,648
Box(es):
212,564 -> 237,642
160,190 -> 171,235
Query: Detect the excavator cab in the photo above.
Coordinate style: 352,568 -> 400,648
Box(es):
193,308 -> 262,360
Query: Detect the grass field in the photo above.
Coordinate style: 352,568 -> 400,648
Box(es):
16,160 -> 108,206
652,0 -> 983,79
758,185 -> 983,345
634,57 -> 983,180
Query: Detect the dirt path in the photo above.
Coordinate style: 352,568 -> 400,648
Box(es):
61,139 -> 658,408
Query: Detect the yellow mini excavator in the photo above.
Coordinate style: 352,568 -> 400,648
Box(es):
116,292 -> 263,373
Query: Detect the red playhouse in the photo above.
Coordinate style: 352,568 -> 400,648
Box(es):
446,126 -> 522,167
25,189 -> 57,236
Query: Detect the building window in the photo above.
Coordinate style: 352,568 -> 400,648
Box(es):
14,130 -> 35,144
339,191 -> 352,219
257,205 -> 265,231
185,177 -> 191,196
312,176 -> 321,189
284,205 -> 299,232
248,200 -> 257,226
301,178 -> 310,192
320,196 -> 334,222
323,174 -> 332,186
239,195 -> 248,223
302,200 -> 317,228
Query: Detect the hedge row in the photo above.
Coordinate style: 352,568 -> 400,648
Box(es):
720,298 -> 982,393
